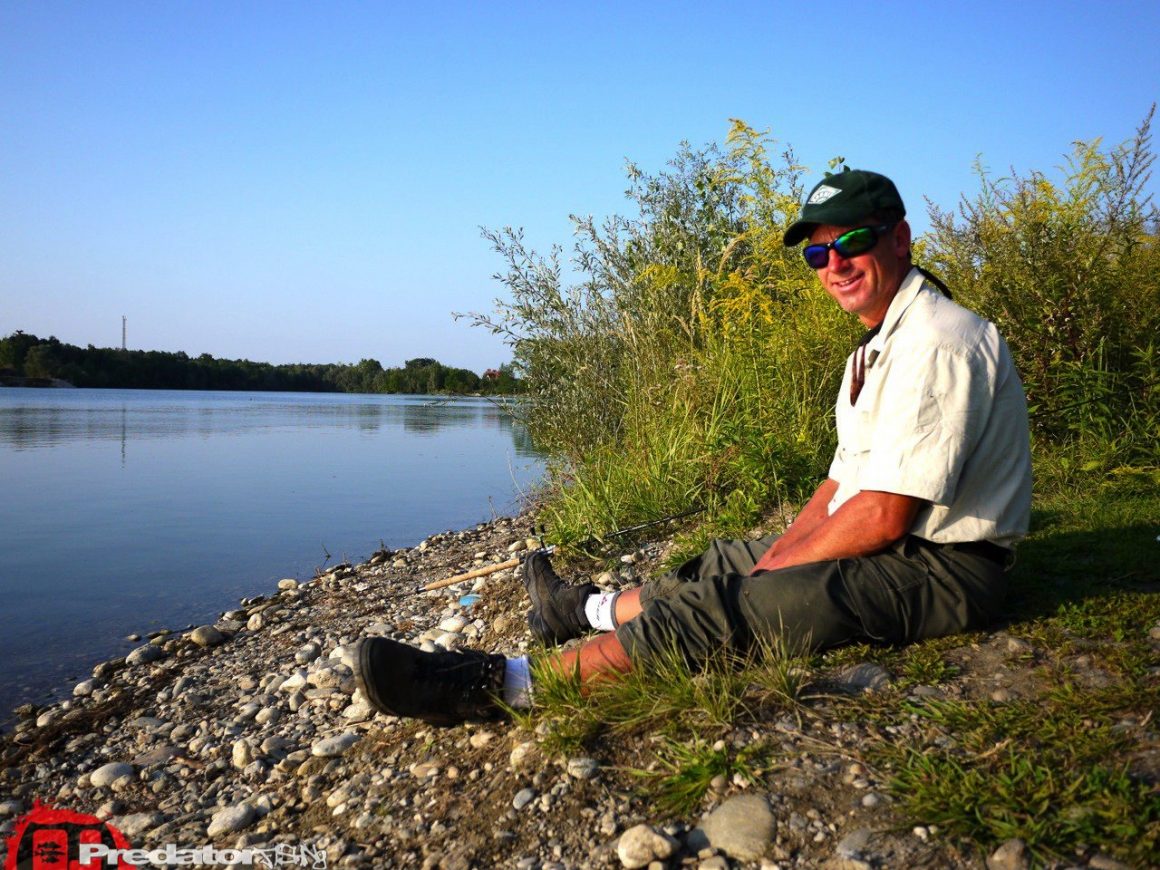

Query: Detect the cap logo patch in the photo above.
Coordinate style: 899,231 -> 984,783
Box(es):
807,184 -> 841,205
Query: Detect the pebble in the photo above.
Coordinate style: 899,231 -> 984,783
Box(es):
835,662 -> 892,693
510,741 -> 536,768
189,625 -> 226,647
232,739 -> 255,769
411,762 -> 440,779
566,757 -> 599,779
341,699 -> 371,721
131,745 -> 178,767
125,644 -> 166,666
439,615 -> 468,633
296,643 -> 322,664
36,709 -> 59,728
512,788 -> 536,810
836,827 -> 872,859
311,733 -> 360,757
1006,637 -> 1033,655
1087,855 -> 1132,870
73,678 -> 99,697
89,762 -> 135,788
616,823 -> 677,869
206,803 -> 256,838
278,578 -> 299,590
986,837 -> 1029,870
114,811 -> 163,838
469,731 -> 495,749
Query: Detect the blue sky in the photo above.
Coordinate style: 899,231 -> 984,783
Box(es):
2,1 -> 1157,372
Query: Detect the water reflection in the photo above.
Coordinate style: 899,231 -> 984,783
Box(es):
0,390 -> 537,458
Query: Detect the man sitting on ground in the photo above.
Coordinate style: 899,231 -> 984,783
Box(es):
354,168 -> 1033,726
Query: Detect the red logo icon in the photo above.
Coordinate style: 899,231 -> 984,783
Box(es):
4,801 -> 132,869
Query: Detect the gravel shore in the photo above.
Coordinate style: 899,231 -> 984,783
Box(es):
1,513 -> 1151,869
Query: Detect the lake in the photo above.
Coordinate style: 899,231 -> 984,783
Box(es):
0,388 -> 544,721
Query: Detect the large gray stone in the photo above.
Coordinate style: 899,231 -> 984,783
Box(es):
688,793 -> 775,861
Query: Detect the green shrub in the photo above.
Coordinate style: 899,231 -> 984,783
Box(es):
469,111 -> 1159,537
925,107 -> 1159,475
467,123 -> 857,541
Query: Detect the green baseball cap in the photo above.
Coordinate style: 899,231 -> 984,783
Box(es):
783,169 -> 906,246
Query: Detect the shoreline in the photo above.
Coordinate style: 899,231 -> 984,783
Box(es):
1,512 -> 1149,868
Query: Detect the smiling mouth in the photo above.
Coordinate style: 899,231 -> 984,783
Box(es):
833,274 -> 863,291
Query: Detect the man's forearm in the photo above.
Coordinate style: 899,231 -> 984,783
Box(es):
753,489 -> 922,573
766,478 -> 840,557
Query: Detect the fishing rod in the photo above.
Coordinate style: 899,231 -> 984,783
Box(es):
409,506 -> 706,596
576,505 -> 706,547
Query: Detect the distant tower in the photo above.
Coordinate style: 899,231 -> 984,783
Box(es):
122,316 -> 126,351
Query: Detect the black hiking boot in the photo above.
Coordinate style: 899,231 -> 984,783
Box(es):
523,551 -> 598,645
354,637 -> 506,726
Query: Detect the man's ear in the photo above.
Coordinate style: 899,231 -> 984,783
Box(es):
893,220 -> 912,259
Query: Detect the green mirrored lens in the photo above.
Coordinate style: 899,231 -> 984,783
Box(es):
833,226 -> 876,257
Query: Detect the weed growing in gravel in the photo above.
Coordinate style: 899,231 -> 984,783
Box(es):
627,735 -> 769,815
520,634 -> 813,775
875,688 -> 1160,865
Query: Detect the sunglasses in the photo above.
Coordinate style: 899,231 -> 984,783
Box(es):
802,223 -> 896,269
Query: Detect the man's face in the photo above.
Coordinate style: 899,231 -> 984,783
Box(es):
808,220 -> 912,327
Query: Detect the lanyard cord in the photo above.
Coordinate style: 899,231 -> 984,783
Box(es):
850,267 -> 951,406
850,323 -> 882,406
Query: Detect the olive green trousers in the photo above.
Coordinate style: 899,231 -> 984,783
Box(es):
615,534 -> 1008,666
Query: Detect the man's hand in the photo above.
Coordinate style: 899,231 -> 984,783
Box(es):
751,486 -> 923,574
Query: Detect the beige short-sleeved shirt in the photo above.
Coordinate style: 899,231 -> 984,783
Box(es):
827,268 -> 1032,548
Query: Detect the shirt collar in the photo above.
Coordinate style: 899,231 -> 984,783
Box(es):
866,266 -> 926,354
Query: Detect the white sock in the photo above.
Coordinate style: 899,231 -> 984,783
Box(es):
502,656 -> 534,709
584,591 -> 620,632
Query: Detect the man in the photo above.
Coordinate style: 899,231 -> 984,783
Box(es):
354,169 -> 1033,726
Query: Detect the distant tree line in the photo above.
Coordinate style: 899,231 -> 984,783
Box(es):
0,331 -> 521,395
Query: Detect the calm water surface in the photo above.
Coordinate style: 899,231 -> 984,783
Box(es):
0,389 -> 544,720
